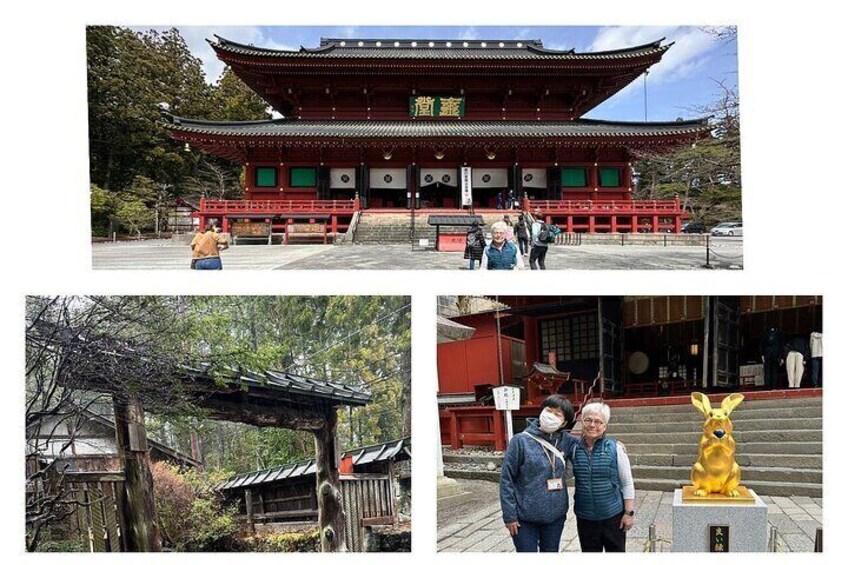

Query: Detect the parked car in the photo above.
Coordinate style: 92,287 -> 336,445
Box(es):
681,221 -> 705,234
710,222 -> 743,236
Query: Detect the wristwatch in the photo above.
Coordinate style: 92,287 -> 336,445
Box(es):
624,510 -> 635,517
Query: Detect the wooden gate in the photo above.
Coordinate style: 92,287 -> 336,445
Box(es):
65,472 -> 125,552
339,473 -> 395,551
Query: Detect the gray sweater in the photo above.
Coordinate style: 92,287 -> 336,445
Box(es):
500,418 -> 577,525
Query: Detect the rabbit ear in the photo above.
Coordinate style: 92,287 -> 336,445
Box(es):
691,392 -> 711,416
721,393 -> 744,415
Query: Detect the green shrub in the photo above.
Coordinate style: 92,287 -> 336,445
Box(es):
248,531 -> 321,552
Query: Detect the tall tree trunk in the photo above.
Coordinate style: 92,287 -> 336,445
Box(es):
313,408 -> 347,552
113,394 -> 162,552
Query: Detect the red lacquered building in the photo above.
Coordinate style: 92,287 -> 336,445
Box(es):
165,37 -> 712,239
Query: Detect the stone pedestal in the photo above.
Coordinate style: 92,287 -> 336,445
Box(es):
672,488 -> 768,552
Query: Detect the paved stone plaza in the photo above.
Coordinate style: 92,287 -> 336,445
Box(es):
437,479 -> 821,553
92,239 -> 743,270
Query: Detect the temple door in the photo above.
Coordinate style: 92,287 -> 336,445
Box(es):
599,297 -> 623,395
711,297 -> 740,387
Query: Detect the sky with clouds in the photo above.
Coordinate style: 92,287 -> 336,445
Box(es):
135,25 -> 737,122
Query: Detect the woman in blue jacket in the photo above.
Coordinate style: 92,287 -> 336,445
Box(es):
570,402 -> 635,552
499,394 -> 576,552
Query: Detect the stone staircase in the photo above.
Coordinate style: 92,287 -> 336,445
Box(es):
442,395 -> 822,497
353,211 -> 527,244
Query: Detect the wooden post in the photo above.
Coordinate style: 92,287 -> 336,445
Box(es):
314,408 -> 347,552
113,395 -> 162,552
245,489 -> 256,535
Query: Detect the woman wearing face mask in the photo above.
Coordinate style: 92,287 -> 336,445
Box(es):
500,394 -> 576,552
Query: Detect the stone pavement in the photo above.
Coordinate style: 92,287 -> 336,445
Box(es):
92,240 -> 743,270
437,480 -> 821,552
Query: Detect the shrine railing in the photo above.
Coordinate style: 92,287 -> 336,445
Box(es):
527,199 -> 684,213
200,199 -> 358,215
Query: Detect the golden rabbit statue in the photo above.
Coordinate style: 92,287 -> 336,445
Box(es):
690,392 -> 744,497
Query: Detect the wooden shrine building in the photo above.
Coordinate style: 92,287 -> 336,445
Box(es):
164,36 -> 712,238
30,323 -> 371,552
438,296 -> 822,451
217,437 -> 410,551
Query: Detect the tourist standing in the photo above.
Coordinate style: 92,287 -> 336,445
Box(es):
809,329 -> 823,388
480,221 -> 524,270
464,221 -> 486,270
529,210 -> 550,270
502,215 -> 515,242
570,402 -> 635,552
515,216 -> 530,256
500,395 -> 576,552
190,219 -> 229,270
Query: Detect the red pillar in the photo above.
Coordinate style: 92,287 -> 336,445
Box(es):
331,215 -> 338,234
674,214 -> 682,233
492,408 -> 506,451
589,215 -> 596,234
611,215 -> 618,233
566,215 -> 574,233
450,411 -> 460,449
221,216 -> 230,233
652,215 -> 659,233
631,216 -> 638,233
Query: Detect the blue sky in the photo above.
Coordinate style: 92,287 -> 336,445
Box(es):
140,25 -> 737,122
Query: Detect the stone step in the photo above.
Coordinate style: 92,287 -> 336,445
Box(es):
444,467 -> 500,483
609,429 -> 821,444
632,465 -> 821,484
624,441 -> 821,456
608,396 -> 822,416
605,417 -> 822,434
443,453 -> 504,466
628,453 -> 822,470
603,405 -> 822,424
633,477 -> 822,498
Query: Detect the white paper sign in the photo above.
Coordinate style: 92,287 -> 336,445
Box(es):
461,167 -> 472,206
493,385 -> 521,411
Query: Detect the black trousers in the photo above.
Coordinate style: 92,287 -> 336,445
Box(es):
763,357 -> 780,389
576,513 -> 626,552
517,237 -> 529,255
529,245 -> 548,270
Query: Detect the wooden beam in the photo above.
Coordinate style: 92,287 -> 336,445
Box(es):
314,408 -> 347,552
113,395 -> 162,552
245,489 -> 256,535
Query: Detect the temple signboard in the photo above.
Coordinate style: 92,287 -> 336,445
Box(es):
409,96 -> 465,118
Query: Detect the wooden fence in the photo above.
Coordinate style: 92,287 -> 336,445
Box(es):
65,472 -> 125,552
340,473 -> 395,552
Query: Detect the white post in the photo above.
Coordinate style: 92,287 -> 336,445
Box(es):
504,410 -> 514,443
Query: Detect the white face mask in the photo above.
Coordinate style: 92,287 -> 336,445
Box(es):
539,410 -> 564,433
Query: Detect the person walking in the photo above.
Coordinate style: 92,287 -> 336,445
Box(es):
502,215 -> 515,242
500,395 -> 576,552
480,221 -> 524,270
190,219 -> 229,270
463,221 -> 486,270
514,216 -> 530,256
529,210 -> 550,270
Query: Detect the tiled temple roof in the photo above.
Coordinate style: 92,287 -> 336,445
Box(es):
211,36 -> 671,61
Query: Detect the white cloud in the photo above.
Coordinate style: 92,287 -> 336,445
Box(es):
458,27 -> 479,40
337,26 -> 359,39
589,26 -> 716,100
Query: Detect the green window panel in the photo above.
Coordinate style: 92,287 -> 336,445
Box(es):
255,167 -> 278,187
561,167 -> 588,187
599,167 -> 621,187
290,167 -> 318,187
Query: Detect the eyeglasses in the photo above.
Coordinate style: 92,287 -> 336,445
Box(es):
582,418 -> 606,427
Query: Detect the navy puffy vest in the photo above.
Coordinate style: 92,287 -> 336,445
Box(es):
485,241 -> 518,269
571,436 -> 623,520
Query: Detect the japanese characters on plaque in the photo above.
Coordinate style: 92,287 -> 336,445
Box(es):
709,525 -> 729,552
409,96 -> 465,118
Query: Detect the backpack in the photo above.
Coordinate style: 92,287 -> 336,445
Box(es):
466,231 -> 477,247
537,222 -> 552,243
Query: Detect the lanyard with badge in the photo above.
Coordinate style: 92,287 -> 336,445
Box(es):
524,433 -> 565,491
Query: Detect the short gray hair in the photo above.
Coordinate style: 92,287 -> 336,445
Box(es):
490,221 -> 509,233
581,402 -> 611,423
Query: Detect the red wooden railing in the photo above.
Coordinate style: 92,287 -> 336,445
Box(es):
526,199 -> 684,213
200,199 -> 358,215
